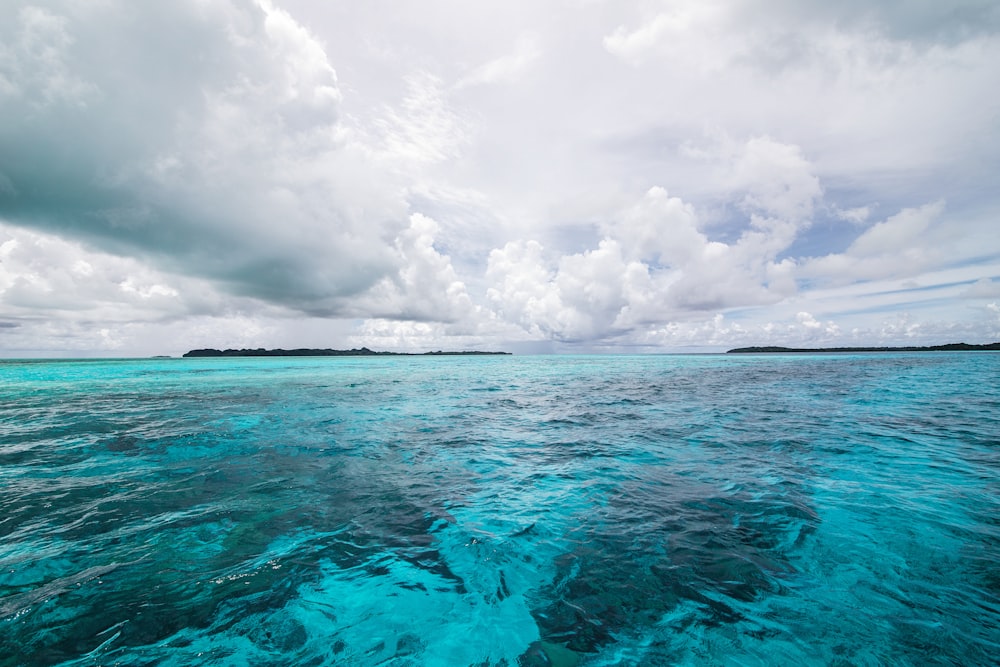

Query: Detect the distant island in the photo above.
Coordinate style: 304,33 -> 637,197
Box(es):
727,343 -> 1000,353
182,347 -> 510,357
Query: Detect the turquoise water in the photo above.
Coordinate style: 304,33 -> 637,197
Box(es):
1,353 -> 998,666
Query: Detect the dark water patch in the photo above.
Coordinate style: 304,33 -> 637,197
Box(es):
526,473 -> 818,654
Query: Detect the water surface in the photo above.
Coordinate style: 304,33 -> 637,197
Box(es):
1,353 -> 998,665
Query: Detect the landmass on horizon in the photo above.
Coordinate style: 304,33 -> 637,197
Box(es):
727,343 -> 1000,353
182,347 -> 511,357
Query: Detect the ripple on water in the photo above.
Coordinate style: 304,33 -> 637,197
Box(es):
1,353 -> 998,666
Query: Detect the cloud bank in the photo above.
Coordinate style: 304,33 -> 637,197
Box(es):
1,0 -> 998,354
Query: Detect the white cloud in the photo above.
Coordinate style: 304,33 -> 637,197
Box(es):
457,34 -> 541,88
727,136 -> 822,222
611,187 -> 707,266
483,140 -> 816,343
0,222 -> 286,354
964,279 -> 1000,299
833,205 -> 871,225
376,72 -> 468,166
0,224 -> 194,317
604,3 -> 731,69
485,237 -> 643,342
847,200 -> 943,258
485,239 -> 561,338
359,213 -> 476,322
1,0 -> 999,354
802,201 -> 947,284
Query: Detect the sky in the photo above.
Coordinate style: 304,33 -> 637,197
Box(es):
1,0 -> 999,356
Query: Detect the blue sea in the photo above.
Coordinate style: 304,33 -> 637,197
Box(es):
1,353 -> 998,666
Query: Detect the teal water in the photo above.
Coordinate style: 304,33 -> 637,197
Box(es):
1,353 -> 998,666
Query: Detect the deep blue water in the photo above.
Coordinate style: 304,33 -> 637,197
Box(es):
1,353 -> 998,666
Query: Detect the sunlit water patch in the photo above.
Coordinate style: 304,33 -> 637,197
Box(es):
1,354 -> 998,665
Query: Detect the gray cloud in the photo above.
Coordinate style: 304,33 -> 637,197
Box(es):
758,0 -> 1000,45
0,0 -> 405,316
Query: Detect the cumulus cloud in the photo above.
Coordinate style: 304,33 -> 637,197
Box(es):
0,222 -> 286,353
726,137 -> 822,222
485,238 -> 650,342
612,187 -> 707,266
0,224 -> 201,318
484,135 -> 822,343
1,0 -> 999,353
359,213 -> 476,322
0,0 -> 410,317
478,116 -> 995,347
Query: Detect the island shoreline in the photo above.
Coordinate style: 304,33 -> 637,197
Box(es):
182,347 -> 511,357
727,343 -> 1000,353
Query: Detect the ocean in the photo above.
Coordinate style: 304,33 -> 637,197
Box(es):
1,353 -> 998,666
